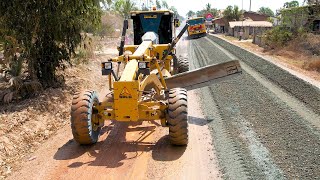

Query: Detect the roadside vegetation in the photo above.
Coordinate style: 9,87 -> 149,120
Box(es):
0,0 -> 181,178
186,3 -> 218,18
263,1 -> 320,71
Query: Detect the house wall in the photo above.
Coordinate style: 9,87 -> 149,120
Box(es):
213,18 -> 227,33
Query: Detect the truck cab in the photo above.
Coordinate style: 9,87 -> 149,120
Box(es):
186,17 -> 207,38
129,10 -> 176,45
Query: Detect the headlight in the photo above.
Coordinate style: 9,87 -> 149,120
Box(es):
138,62 -> 147,69
102,62 -> 112,70
137,61 -> 150,76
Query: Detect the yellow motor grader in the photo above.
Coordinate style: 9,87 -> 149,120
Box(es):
70,10 -> 242,145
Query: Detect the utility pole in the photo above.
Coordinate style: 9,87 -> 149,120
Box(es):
242,0 -> 244,27
249,0 -> 252,11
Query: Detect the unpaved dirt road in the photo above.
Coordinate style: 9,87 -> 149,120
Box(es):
8,35 -> 221,180
8,32 -> 320,179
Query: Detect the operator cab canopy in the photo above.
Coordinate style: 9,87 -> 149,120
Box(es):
130,10 -> 174,45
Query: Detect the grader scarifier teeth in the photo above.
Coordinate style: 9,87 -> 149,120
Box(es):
165,60 -> 242,90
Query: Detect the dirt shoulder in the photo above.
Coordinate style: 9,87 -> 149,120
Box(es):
213,34 -> 320,87
0,40 -> 118,179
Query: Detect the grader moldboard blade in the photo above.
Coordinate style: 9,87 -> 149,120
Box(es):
165,60 -> 242,90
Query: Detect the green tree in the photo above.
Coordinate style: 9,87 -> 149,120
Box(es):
156,0 -> 162,9
169,6 -> 177,16
112,0 -> 136,17
196,10 -> 206,17
304,0 -> 320,5
0,0 -> 104,87
258,7 -> 275,17
204,3 -> 218,17
223,5 -> 242,21
162,0 -> 169,9
186,10 -> 195,18
206,3 -> 212,12
283,1 -> 300,8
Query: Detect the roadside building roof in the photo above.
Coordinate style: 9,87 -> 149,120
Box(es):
229,21 -> 273,28
187,17 -> 204,20
244,11 -> 270,17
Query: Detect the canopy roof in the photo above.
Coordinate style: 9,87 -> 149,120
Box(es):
229,21 -> 273,28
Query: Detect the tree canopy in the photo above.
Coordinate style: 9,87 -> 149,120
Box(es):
186,10 -> 196,18
223,5 -> 242,21
283,1 -> 300,8
194,3 -> 218,18
112,0 -> 137,17
162,0 -> 169,9
258,7 -> 275,17
0,0 -> 104,87
304,0 -> 320,5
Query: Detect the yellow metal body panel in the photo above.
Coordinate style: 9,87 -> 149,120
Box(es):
188,29 -> 206,36
139,74 -> 163,98
152,45 -> 170,59
114,81 -> 139,121
188,24 -> 206,36
120,60 -> 138,81
99,40 -> 178,122
133,41 -> 152,56
124,45 -> 138,54
138,102 -> 165,121
100,101 -> 166,122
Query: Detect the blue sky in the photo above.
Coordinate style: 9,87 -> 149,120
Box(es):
136,0 -> 306,17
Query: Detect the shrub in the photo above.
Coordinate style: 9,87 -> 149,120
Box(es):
0,1 -> 104,88
264,26 -> 293,48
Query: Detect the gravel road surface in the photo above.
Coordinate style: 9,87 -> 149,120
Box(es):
189,35 -> 320,179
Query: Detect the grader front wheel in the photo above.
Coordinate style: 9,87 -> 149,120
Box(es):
168,88 -> 189,145
173,55 -> 189,74
71,90 -> 101,145
177,57 -> 189,73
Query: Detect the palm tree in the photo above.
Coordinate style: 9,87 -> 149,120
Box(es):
224,5 -> 241,21
162,0 -> 169,9
206,3 -> 212,12
112,0 -> 136,17
186,10 -> 195,18
169,6 -> 179,17
223,5 -> 242,31
156,0 -> 161,9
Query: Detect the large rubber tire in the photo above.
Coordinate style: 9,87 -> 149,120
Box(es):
177,57 -> 189,73
71,90 -> 101,145
168,88 -> 188,145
